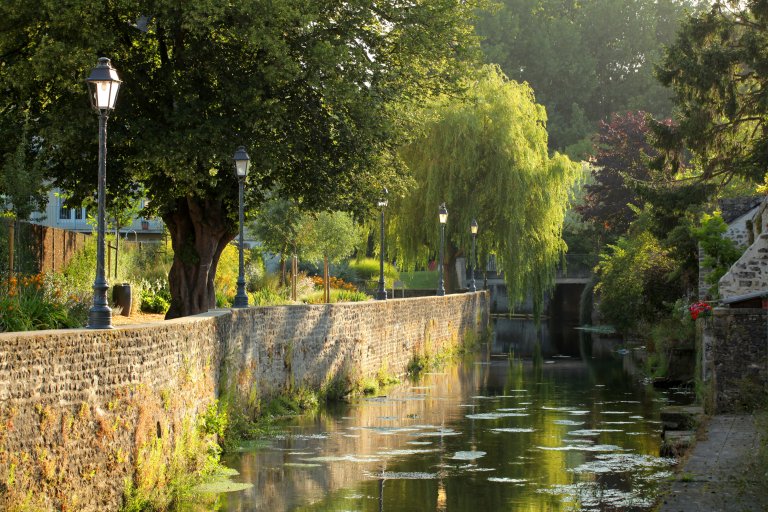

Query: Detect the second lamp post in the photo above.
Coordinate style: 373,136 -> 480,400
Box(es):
469,219 -> 478,292
376,188 -> 388,300
86,57 -> 122,329
233,147 -> 250,308
437,203 -> 448,296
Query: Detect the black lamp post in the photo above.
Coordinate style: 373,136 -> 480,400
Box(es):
469,219 -> 478,292
233,146 -> 250,308
437,203 -> 448,296
86,57 -> 121,329
376,188 -> 388,300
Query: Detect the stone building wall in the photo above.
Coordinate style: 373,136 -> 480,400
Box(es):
0,293 -> 488,511
703,308 -> 767,412
718,233 -> 768,298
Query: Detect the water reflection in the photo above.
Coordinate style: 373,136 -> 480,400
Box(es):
210,320 -> 672,512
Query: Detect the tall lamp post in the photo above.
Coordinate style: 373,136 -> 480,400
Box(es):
233,146 -> 251,308
437,203 -> 448,296
469,219 -> 478,292
376,188 -> 388,300
86,57 -> 121,329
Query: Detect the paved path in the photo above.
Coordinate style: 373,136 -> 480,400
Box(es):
658,414 -> 768,512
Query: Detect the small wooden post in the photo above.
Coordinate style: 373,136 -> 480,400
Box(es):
8,219 -> 15,276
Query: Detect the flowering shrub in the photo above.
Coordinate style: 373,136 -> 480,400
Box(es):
310,275 -> 357,291
0,273 -> 89,332
138,278 -> 171,314
688,301 -> 712,320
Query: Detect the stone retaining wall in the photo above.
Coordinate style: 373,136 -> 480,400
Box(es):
703,308 -> 768,412
0,293 -> 488,511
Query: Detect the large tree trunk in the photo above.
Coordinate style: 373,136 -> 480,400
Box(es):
444,244 -> 463,294
163,195 -> 236,319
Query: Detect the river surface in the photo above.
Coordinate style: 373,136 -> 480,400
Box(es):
210,318 -> 681,511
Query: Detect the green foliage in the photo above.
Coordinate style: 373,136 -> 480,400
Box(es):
348,258 -> 399,287
398,271 -> 439,290
0,0 -> 488,318
199,401 -> 229,439
139,279 -> 171,314
250,288 -> 290,307
475,0 -> 692,150
392,65 -> 579,317
643,300 -> 696,379
301,211 -> 363,264
691,212 -> 743,296
300,289 -> 371,304
595,230 -> 682,334
656,1 -> 768,185
0,273 -> 89,332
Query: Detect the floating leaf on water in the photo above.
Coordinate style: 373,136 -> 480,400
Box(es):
407,441 -> 433,445
490,428 -> 536,433
488,477 -> 528,483
464,467 -> 495,472
365,471 -> 438,479
194,479 -> 253,494
602,421 -> 635,425
451,451 -> 486,460
569,453 -> 675,474
496,408 -> 527,412
283,462 -> 323,468
465,412 -> 529,420
566,410 -> 591,415
537,482 -> 656,508
536,444 -> 625,452
553,420 -> 585,426
566,429 -> 623,436
287,452 -> 315,456
410,430 -> 461,437
602,411 -> 631,415
377,449 -> 439,456
301,455 -> 382,463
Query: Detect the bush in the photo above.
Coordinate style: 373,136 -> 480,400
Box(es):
139,279 -> 171,314
250,288 -> 290,306
348,258 -> 399,287
301,289 -> 371,304
595,231 -> 683,334
0,273 -> 89,332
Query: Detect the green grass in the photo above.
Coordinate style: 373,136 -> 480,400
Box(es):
398,271 -> 438,290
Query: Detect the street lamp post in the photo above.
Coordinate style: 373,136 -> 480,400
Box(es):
437,203 -> 448,297
233,146 -> 251,308
469,219 -> 478,292
86,57 -> 121,329
376,188 -> 388,300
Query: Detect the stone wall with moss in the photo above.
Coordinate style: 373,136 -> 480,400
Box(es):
0,292 -> 488,511
704,307 -> 768,412
220,293 -> 490,414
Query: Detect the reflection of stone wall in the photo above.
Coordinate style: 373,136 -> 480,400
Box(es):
0,293 -> 488,510
704,308 -> 768,412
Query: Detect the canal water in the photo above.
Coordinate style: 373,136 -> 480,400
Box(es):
210,317 -> 679,511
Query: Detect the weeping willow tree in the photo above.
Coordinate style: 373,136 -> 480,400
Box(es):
390,65 -> 579,316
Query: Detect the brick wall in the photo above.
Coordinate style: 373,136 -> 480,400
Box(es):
0,292 -> 488,510
703,308 -> 768,412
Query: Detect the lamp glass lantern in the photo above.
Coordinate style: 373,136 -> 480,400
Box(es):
86,57 -> 122,111
439,204 -> 448,224
234,146 -> 250,178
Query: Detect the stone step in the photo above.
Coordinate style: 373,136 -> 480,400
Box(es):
661,429 -> 696,457
660,405 -> 705,431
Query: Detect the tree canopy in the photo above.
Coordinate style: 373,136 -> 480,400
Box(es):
656,0 -> 768,187
577,111 -> 659,240
0,0 -> 486,317
391,66 -> 579,316
475,0 -> 694,154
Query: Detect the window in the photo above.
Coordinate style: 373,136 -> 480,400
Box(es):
74,208 -> 83,220
59,205 -> 71,220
